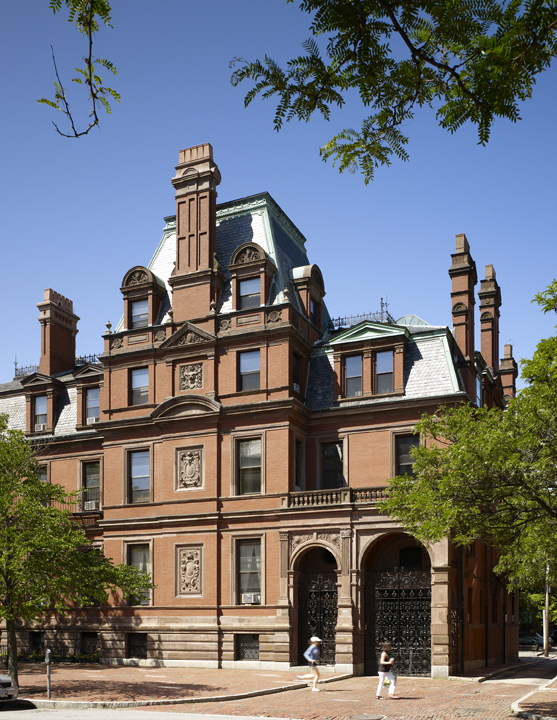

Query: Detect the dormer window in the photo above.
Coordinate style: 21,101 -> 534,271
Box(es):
86,387 -> 100,421
376,350 -> 394,394
35,395 -> 47,428
131,299 -> 149,328
239,278 -> 260,310
345,355 -> 362,397
310,298 -> 317,326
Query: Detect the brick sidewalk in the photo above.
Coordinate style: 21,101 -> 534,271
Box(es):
18,664 -> 303,703
17,662 -> 557,720
140,675 -> 534,719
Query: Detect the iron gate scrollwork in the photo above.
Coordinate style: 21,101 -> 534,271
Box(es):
298,574 -> 338,665
365,567 -> 431,676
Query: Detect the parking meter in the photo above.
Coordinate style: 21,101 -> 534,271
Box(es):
45,648 -> 51,698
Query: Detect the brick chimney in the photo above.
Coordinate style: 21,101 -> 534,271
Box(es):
499,343 -> 518,403
37,289 -> 79,376
449,233 -> 477,400
478,264 -> 501,373
168,144 -> 225,322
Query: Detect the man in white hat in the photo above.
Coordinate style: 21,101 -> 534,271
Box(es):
297,636 -> 322,691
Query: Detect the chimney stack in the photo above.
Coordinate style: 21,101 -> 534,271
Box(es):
478,264 -> 502,373
168,143 -> 224,322
37,289 -> 79,376
499,343 -> 518,403
449,233 -> 477,400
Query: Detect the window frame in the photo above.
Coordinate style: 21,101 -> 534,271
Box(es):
230,532 -> 265,605
320,439 -> 346,490
230,431 -> 266,497
130,367 -> 149,406
130,298 -> 149,329
34,394 -> 48,427
238,277 -> 261,310
294,436 -> 305,491
375,349 -> 394,394
238,350 -> 260,392
124,538 -> 153,606
391,429 -> 420,478
85,386 -> 100,421
125,446 -> 152,504
237,438 -> 262,496
80,457 -> 102,511
344,354 -> 363,397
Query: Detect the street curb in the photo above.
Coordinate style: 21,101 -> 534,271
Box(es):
449,658 -> 548,684
511,666 -> 557,719
20,672 -> 353,709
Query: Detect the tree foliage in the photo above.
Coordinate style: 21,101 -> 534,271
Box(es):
381,282 -> 557,590
231,0 -> 557,182
0,414 -> 153,682
38,0 -> 120,137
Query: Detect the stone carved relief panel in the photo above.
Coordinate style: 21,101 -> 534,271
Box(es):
180,363 -> 203,390
236,246 -> 262,264
290,533 -> 312,556
126,270 -> 148,286
317,533 -> 341,550
176,448 -> 203,490
177,545 -> 202,596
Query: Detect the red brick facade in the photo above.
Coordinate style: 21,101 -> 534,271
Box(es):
0,144 -> 519,676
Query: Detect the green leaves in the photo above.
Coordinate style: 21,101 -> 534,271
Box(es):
39,1 -> 119,137
233,0 -> 557,181
381,283 -> 557,589
0,414 -> 153,676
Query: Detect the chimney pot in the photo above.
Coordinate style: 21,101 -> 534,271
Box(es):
455,233 -> 470,253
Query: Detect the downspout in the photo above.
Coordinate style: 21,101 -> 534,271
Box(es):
485,544 -> 489,668
459,546 -> 465,673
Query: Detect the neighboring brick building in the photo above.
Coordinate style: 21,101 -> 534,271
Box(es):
0,144 -> 519,676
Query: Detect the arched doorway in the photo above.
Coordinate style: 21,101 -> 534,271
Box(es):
364,534 -> 431,676
296,547 -> 338,665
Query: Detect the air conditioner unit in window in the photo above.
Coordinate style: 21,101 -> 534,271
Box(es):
293,383 -> 301,393
83,500 -> 99,511
241,593 -> 261,605
86,416 -> 99,425
35,424 -> 46,432
355,390 -> 362,396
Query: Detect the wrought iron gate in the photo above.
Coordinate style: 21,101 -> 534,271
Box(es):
298,574 -> 338,665
365,567 -> 431,676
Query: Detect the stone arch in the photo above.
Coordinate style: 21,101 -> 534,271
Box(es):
229,242 -> 266,267
291,538 -> 341,573
122,265 -> 156,288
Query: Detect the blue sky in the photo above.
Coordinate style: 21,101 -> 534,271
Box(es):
1,1 -> 556,388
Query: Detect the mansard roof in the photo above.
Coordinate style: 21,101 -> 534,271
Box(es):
115,192 -> 331,333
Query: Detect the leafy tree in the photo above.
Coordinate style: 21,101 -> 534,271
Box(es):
38,0 -> 119,137
520,590 -> 557,627
381,281 -> 557,590
232,0 -> 557,182
0,414 -> 153,682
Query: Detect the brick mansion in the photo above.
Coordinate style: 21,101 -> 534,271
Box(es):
0,143 -> 519,676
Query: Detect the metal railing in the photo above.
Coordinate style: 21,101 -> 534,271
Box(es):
0,645 -> 99,664
282,486 -> 387,508
14,362 -> 39,377
330,300 -> 395,329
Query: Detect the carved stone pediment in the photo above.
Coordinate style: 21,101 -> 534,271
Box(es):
20,372 -> 58,388
230,242 -> 265,266
72,363 -> 103,379
151,395 -> 221,420
160,322 -> 215,349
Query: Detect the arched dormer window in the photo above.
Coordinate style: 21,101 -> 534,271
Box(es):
228,243 -> 277,312
120,266 -> 167,330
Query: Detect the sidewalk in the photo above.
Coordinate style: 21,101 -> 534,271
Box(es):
13,658 -> 557,718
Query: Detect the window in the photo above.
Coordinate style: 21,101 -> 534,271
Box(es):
236,634 -> 260,660
293,353 -> 300,388
322,441 -> 344,489
38,466 -> 48,483
131,299 -> 148,328
129,450 -> 150,503
128,545 -> 150,605
396,434 -> 419,477
310,298 -> 318,326
476,375 -> 482,407
239,350 -> 260,391
81,632 -> 98,655
237,539 -> 261,600
376,350 -> 394,393
295,439 -> 304,490
35,395 -> 47,427
238,439 -> 261,495
127,633 -> 148,658
239,278 -> 260,310
29,631 -> 45,656
86,387 -> 100,421
131,368 -> 149,405
82,461 -> 100,510
345,355 -> 362,397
